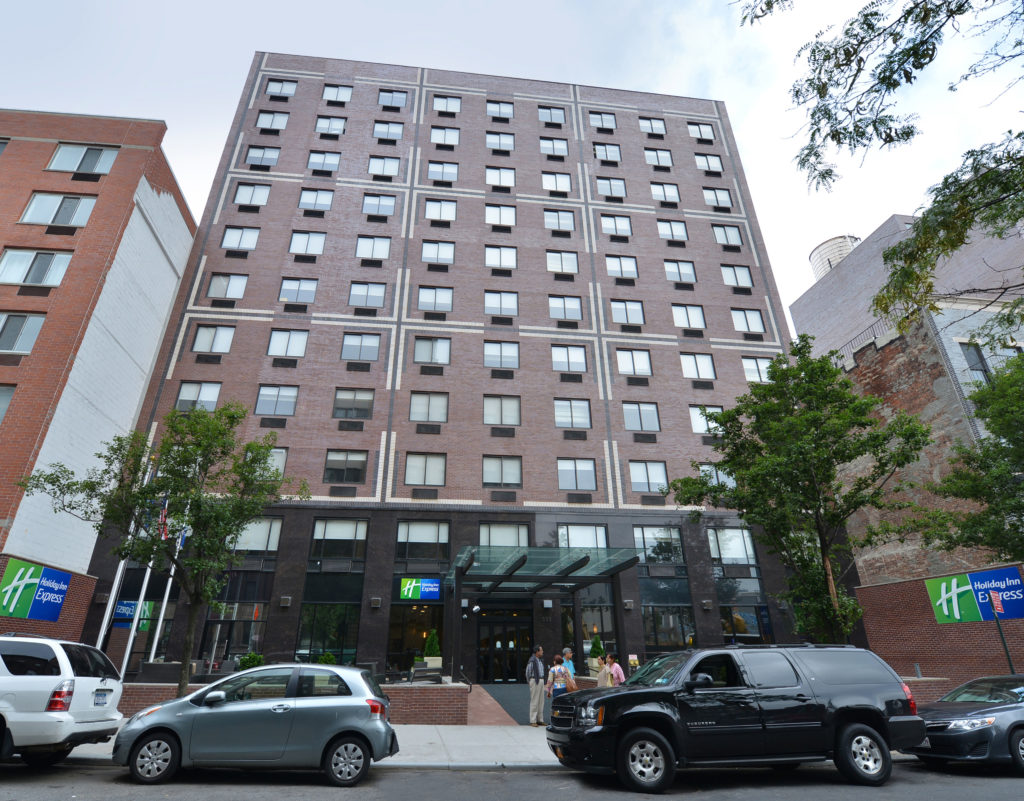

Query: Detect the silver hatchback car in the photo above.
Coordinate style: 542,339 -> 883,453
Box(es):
112,663 -> 398,786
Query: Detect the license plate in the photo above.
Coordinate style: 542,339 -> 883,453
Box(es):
93,690 -> 111,707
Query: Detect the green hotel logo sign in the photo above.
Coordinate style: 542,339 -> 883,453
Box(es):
0,558 -> 72,622
399,578 -> 440,600
925,567 -> 1024,624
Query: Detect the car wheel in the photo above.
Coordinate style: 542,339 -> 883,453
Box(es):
21,746 -> 73,768
1009,729 -> 1024,775
322,736 -> 370,787
834,723 -> 892,786
617,727 -> 676,794
129,732 -> 180,784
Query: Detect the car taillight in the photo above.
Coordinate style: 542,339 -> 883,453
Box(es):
366,699 -> 385,720
46,679 -> 75,712
901,682 -> 917,715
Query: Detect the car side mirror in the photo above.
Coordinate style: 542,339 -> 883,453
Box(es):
203,690 -> 227,706
684,673 -> 713,692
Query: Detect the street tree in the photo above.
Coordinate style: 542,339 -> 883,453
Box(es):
741,1 -> 1024,333
665,335 -> 930,641
20,403 -> 306,695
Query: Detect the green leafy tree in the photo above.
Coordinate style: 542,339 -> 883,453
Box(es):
741,1 -> 1024,333
665,336 -> 930,641
20,403 -> 306,695
589,635 -> 605,659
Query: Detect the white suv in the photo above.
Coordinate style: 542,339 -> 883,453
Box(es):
0,634 -> 123,766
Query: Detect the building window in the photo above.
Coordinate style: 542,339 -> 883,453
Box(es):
600,215 -> 631,236
21,193 -> 95,227
410,392 -> 448,422
373,121 -> 404,140
486,131 -> 514,151
315,116 -> 346,135
630,461 -> 668,493
485,166 -> 515,187
597,177 -> 626,197
480,523 -> 528,547
425,199 -> 458,222
545,209 -> 575,231
323,450 -> 368,484
362,194 -> 396,215
616,349 -> 652,376
333,388 -> 374,419
434,95 -> 461,113
268,448 -> 287,474
268,329 -> 308,357
651,182 -> 680,203
368,156 -> 400,176
685,405 -> 721,435
624,402 -> 660,431
703,187 -> 732,207
639,117 -> 667,135
542,172 -> 571,192
960,343 -> 991,383
308,151 -> 340,171
554,398 -> 591,429
539,137 -> 569,156
680,353 -> 716,379
2,384 -> 17,421
481,394 -> 520,425
290,231 -> 326,255
341,333 -> 380,361
414,337 -> 451,365
222,226 -> 260,250
695,153 -> 724,172
0,314 -> 44,353
611,299 -> 645,325
299,189 -> 334,210
192,324 -> 235,353
557,523 -> 606,547
485,245 -> 517,270
280,278 -> 317,303
266,79 -> 297,97
256,111 -> 289,130
658,220 -> 688,241
48,143 -> 118,174
209,273 -> 248,300
322,84 -> 353,102
378,89 -> 407,107
483,455 -> 522,488
672,304 -> 706,329
546,250 -> 578,274
349,282 -> 386,308
0,250 -> 71,286
235,518 -> 282,552
176,381 -> 220,411
356,236 -> 391,259
246,146 -> 279,166
397,521 -> 449,560
486,100 -> 514,118
431,126 -> 460,145
406,453 -> 446,486
549,295 -> 582,320
644,148 -> 672,167
538,106 -> 565,124
418,286 -> 453,312
721,264 -> 752,287
484,340 -> 519,368
552,344 -> 587,372
484,204 -> 516,226
708,527 -> 756,564
742,357 -> 773,383
688,122 -> 714,140
427,161 -> 458,181
732,308 -> 765,333
312,519 -> 367,559
634,526 -> 683,563
712,225 -> 743,246
606,255 -> 638,278
557,460 -> 597,492
421,241 -> 455,264
256,385 -> 298,416
484,291 -> 518,316
665,260 -> 696,283
235,183 -> 270,205
589,111 -> 616,129
593,143 -> 621,161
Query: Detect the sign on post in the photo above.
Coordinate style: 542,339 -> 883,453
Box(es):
925,567 -> 1024,623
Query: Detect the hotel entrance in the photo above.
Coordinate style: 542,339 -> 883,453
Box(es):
476,608 -> 532,682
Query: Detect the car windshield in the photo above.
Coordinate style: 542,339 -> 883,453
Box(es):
940,678 -> 1024,704
625,651 -> 691,686
61,643 -> 120,680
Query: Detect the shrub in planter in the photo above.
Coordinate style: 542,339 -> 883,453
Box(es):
317,652 -> 336,665
238,652 -> 265,670
424,629 -> 441,658
589,635 -> 605,659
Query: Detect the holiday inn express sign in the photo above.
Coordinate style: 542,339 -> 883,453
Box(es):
0,558 -> 72,622
926,567 -> 1024,624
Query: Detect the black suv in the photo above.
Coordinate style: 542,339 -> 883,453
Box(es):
546,645 -> 925,793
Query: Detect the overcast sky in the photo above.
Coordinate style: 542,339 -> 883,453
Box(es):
3,0 -> 1017,333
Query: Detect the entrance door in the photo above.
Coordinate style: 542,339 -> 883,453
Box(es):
477,610 -> 532,682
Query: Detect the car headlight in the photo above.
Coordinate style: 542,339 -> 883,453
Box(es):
947,717 -> 995,731
579,705 -> 605,728
126,705 -> 163,726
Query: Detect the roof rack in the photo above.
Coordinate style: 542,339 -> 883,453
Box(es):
0,632 -> 54,639
719,642 -> 856,650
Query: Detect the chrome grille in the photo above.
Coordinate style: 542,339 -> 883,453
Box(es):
550,703 -> 575,729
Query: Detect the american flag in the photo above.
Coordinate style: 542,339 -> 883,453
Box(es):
158,497 -> 169,540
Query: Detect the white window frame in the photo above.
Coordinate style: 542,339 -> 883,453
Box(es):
409,391 -> 449,423
651,182 -> 680,202
600,215 -> 631,236
483,340 -> 519,368
299,189 -> 333,210
688,122 -> 714,140
713,225 -> 743,246
235,183 -> 270,206
546,250 -> 578,274
417,286 -> 453,312
362,194 -> 396,216
279,278 -> 317,303
539,137 -> 569,156
222,226 -> 259,250
315,116 -> 346,135
644,148 -> 673,167
665,260 -> 696,283
373,121 -> 404,140
421,240 -> 455,264
606,255 -> 638,278
639,117 -> 667,134
548,295 -> 583,320
48,143 -> 118,174
266,79 -> 297,97
267,329 -> 308,358
484,245 -> 517,269
0,313 -> 44,353
658,220 -> 688,241
428,161 -> 458,182
486,101 -> 514,118
349,282 -> 386,308
341,333 -> 381,361
433,95 -> 461,113
589,111 -> 616,129
722,264 -> 753,287
485,166 -> 516,187
368,156 -> 400,176
485,204 -> 516,226
175,381 -> 220,412
192,324 -> 235,353
256,111 -> 289,130
245,146 -> 279,166
21,193 -> 96,227
538,106 -> 565,124
307,151 -> 340,171
413,337 -> 451,365
611,299 -> 645,325
623,402 -> 660,432
743,356 -> 773,383
255,385 -> 298,416
551,344 -> 586,372
680,353 -> 716,379
542,172 -> 571,192
617,349 -> 652,376
732,308 -> 766,333
554,398 -> 591,429
322,84 -> 353,102
486,131 -> 514,151
597,177 -> 626,197
208,273 -> 247,300
430,126 -> 460,145
696,153 -> 724,172
629,461 -> 668,493
484,291 -> 518,316
544,209 -> 575,231
355,236 -> 391,259
289,231 -> 326,255
378,89 -> 407,107
425,199 -> 457,222
405,453 -> 447,486
557,460 -> 598,492
703,187 -> 733,207
483,395 -> 521,425
594,143 -> 621,161
672,304 -> 706,329
0,249 -> 70,286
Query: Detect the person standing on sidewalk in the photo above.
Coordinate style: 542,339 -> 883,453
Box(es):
526,645 -> 546,726
595,655 -> 612,688
562,647 -> 575,679
607,652 -> 625,686
546,654 -> 576,699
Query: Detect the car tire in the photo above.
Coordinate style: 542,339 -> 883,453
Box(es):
1009,729 -> 1024,775
834,723 -> 892,786
128,731 -> 180,784
322,735 -> 370,787
20,746 -> 73,768
617,727 -> 676,794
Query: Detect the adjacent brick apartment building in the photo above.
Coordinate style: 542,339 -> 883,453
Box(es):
0,110 -> 195,640
86,53 -> 796,681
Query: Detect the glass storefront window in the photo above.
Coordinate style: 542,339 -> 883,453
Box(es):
387,604 -> 444,671
642,605 -> 695,653
633,525 -> 684,563
720,605 -> 771,644
311,519 -> 367,560
296,603 -> 360,665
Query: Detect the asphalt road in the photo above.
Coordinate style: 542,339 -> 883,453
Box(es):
0,760 -> 1022,800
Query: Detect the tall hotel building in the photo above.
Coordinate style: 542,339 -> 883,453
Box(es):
89,54 -> 794,681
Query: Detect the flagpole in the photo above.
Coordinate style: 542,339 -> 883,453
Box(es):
96,557 -> 128,649
121,562 -> 151,676
149,533 -> 183,663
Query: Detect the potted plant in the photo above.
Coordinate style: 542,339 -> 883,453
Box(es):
238,652 -> 264,671
588,635 -> 605,672
423,629 -> 442,669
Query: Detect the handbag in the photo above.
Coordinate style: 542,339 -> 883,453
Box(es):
566,672 -> 578,692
